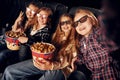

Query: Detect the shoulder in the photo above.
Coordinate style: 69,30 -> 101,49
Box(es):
91,27 -> 106,42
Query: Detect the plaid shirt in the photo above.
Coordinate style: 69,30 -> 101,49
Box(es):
77,27 -> 117,80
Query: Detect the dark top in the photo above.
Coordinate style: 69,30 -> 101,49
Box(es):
25,25 -> 51,45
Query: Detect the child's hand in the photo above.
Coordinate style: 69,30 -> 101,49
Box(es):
16,11 -> 24,24
18,36 -> 28,43
12,28 -> 22,32
12,11 -> 24,31
71,56 -> 77,70
36,58 -> 53,70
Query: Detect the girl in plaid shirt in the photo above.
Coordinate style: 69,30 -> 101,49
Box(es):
74,9 -> 117,80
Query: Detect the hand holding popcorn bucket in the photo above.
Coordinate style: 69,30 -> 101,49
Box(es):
5,31 -> 26,50
30,42 -> 55,67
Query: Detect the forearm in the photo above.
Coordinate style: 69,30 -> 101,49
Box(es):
12,22 -> 18,31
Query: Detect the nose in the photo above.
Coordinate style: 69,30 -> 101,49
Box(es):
39,17 -> 44,20
78,22 -> 82,26
28,12 -> 32,17
76,22 -> 81,28
64,23 -> 67,26
30,11 -> 35,16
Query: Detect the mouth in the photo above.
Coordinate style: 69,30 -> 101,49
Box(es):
63,27 -> 69,30
79,27 -> 86,31
28,16 -> 33,19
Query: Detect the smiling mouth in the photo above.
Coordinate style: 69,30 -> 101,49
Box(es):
79,27 -> 86,31
28,15 -> 33,19
64,27 -> 69,30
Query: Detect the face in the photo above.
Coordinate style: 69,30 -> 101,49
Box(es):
60,16 -> 72,33
37,11 -> 49,25
26,4 -> 39,20
74,13 -> 93,37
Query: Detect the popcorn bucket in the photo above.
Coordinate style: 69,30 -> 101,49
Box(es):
5,31 -> 25,50
30,42 -> 55,66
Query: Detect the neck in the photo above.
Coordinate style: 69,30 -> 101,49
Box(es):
27,18 -> 32,22
37,24 -> 46,30
61,31 -> 70,41
64,31 -> 70,37
84,29 -> 93,38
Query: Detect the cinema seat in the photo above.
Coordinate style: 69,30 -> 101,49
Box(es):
42,1 -> 68,33
69,6 -> 101,18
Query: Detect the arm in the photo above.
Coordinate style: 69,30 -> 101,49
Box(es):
34,44 -> 77,70
12,11 -> 24,32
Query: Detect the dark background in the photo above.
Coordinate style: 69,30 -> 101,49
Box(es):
0,0 -> 102,31
46,0 -> 101,9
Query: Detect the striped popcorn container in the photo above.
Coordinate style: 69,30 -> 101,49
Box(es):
5,31 -> 25,50
30,42 -> 55,66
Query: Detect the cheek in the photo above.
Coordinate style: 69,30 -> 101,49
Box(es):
75,27 -> 80,34
43,19 -> 48,24
26,12 -> 29,17
86,24 -> 93,31
37,18 -> 40,22
84,20 -> 93,29
26,12 -> 33,18
68,25 -> 72,30
38,18 -> 43,24
61,26 -> 64,30
38,18 -> 43,22
86,23 -> 93,29
26,12 -> 35,18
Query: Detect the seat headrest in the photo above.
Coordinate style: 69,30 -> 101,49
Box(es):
42,1 -> 68,16
69,6 -> 102,18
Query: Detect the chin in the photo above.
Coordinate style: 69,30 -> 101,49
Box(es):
78,31 -> 85,35
64,30 -> 70,32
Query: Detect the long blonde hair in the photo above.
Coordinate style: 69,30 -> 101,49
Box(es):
74,9 -> 100,50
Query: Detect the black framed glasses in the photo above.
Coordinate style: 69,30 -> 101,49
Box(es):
60,20 -> 72,26
74,15 -> 88,27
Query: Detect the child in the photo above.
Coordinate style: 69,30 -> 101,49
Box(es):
1,13 -> 86,80
12,1 -> 40,32
0,7 -> 53,73
74,9 -> 117,80
0,0 -> 40,73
